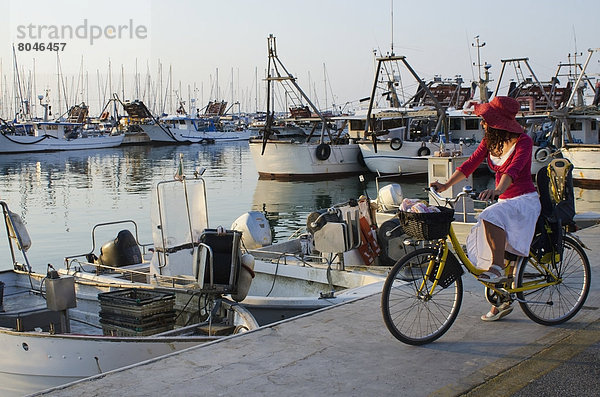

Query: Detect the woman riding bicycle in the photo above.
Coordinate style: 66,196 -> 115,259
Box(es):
430,96 -> 541,322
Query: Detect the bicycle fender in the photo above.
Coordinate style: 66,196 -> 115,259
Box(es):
567,232 -> 590,250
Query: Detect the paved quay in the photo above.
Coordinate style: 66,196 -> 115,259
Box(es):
36,225 -> 600,397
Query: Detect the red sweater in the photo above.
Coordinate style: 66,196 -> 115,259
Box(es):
457,134 -> 536,199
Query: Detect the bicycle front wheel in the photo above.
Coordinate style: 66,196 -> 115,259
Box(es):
517,236 -> 590,325
381,247 -> 463,345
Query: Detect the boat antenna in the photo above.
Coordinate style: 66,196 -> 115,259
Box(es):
390,0 -> 394,56
472,35 -> 490,103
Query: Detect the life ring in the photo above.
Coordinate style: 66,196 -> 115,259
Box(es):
417,146 -> 431,157
315,143 -> 331,160
534,147 -> 551,163
390,137 -> 403,151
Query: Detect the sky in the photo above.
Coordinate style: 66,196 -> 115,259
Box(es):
1,0 -> 599,116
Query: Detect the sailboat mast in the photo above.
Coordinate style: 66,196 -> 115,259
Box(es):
121,64 -> 125,101
33,58 -> 37,118
390,0 -> 394,55
323,63 -> 327,111
168,64 -> 172,114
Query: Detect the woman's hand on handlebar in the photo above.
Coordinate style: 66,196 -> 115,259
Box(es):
429,180 -> 448,193
478,188 -> 498,201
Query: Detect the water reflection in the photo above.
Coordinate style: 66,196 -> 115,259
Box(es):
0,143 -> 256,272
252,177 -> 366,241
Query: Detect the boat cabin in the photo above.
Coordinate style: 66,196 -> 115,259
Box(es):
33,121 -> 84,139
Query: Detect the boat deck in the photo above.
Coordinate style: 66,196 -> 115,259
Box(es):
0,280 -> 100,335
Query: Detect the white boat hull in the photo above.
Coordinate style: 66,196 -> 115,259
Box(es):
359,140 -> 470,175
249,140 -> 366,179
0,330 -> 201,396
143,125 -> 251,144
0,268 -> 257,396
0,133 -> 124,153
561,144 -> 600,185
360,139 -> 553,176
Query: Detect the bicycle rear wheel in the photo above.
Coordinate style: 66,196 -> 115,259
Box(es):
381,247 -> 463,345
517,236 -> 590,325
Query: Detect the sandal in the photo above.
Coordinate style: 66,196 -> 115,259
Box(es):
481,302 -> 513,322
477,264 -> 507,284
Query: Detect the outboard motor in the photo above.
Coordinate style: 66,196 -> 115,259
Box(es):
231,211 -> 272,250
98,230 -> 142,268
378,183 -> 403,211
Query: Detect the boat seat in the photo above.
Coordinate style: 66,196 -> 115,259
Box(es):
98,230 -> 143,268
193,228 -> 242,294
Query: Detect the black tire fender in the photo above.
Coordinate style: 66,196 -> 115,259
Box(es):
417,146 -> 431,156
534,147 -> 551,163
315,143 -> 331,160
390,138 -> 403,151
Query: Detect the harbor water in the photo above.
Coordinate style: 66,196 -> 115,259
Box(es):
0,141 -> 598,273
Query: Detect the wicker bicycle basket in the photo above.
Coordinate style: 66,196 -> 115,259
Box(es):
398,206 -> 455,240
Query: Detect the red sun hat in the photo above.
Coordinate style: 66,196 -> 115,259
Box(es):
474,96 -> 524,134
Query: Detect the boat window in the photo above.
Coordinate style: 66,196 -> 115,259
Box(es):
465,119 -> 479,130
591,120 -> 596,131
179,120 -> 186,125
449,118 -> 462,131
570,121 -> 583,131
350,119 -> 366,131
380,119 -> 405,130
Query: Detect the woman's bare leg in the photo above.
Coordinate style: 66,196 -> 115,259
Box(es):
483,220 -> 506,269
484,220 -> 507,315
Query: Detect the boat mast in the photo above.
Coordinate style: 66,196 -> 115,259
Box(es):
564,48 -> 598,108
472,36 -> 490,103
323,63 -> 327,112
390,0 -> 394,56
264,34 -> 331,142
365,55 -> 447,152
494,57 -> 557,111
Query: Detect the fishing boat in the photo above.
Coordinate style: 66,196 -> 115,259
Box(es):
248,35 -> 366,180
0,104 -> 124,154
0,199 -> 259,396
554,49 -> 600,186
353,55 -> 477,176
160,114 -> 251,143
555,122 -> 600,187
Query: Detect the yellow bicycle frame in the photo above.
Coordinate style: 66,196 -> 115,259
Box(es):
421,224 -> 562,296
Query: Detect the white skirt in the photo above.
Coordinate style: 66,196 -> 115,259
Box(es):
466,191 -> 541,269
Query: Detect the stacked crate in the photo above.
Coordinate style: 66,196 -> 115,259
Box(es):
98,289 -> 176,336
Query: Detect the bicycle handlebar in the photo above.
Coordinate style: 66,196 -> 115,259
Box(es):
428,185 -> 497,205
427,186 -> 475,204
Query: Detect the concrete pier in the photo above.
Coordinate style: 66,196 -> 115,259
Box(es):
37,225 -> 600,396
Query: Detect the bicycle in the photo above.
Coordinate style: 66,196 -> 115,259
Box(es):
381,186 -> 591,345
